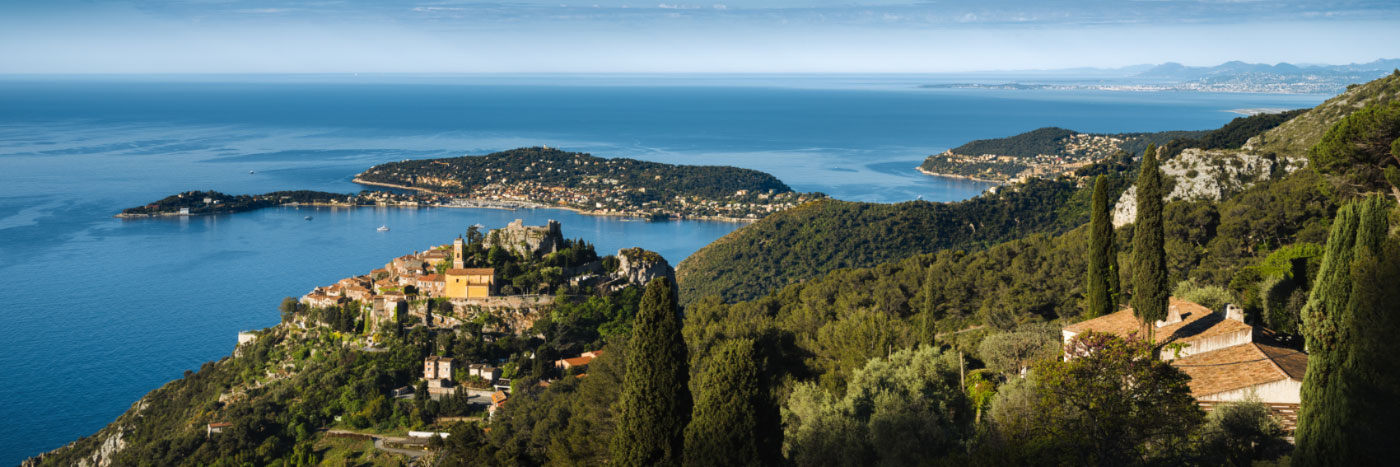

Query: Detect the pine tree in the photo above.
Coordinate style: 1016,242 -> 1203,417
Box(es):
683,339 -> 772,467
1295,195 -> 1396,464
611,277 -> 691,466
1086,174 -> 1119,318
1131,145 -> 1168,338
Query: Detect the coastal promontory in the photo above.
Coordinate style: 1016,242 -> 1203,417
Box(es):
354,147 -> 821,220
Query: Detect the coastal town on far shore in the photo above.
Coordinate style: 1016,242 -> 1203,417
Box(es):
119,147 -> 823,222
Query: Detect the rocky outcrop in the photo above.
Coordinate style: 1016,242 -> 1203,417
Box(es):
613,248 -> 675,290
484,219 -> 564,258
1113,148 -> 1282,227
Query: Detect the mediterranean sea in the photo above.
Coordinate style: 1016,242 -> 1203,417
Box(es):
0,74 -> 1325,463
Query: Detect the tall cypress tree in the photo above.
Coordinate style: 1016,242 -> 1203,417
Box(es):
921,264 -> 939,346
683,338 -> 774,467
1295,196 -> 1395,464
1131,145 -> 1168,338
1086,174 -> 1120,318
612,277 -> 691,466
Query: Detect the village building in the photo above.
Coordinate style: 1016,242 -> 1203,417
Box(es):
468,363 -> 501,384
1062,298 -> 1307,433
206,422 -> 232,437
424,356 -> 458,396
343,285 -> 373,303
422,248 -> 451,265
300,293 -> 340,308
417,274 -> 445,295
424,356 -> 455,380
489,390 -> 509,418
554,350 -> 604,370
445,268 -> 496,299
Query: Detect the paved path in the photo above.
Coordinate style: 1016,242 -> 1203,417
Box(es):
325,429 -> 428,458
374,437 -> 428,458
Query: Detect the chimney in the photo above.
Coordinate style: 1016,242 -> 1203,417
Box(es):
1156,305 -> 1183,328
1225,304 -> 1245,322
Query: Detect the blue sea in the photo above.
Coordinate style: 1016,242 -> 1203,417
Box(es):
0,74 -> 1324,464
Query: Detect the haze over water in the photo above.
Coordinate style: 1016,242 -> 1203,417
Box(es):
0,75 -> 1324,463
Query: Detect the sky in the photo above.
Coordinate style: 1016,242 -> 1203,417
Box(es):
1,0 -> 1398,73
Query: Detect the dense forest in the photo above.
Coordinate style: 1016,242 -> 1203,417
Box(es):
678,164 -> 1136,304
356,147 -> 794,200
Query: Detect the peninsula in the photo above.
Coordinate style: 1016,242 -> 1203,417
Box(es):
354,147 -> 822,221
115,190 -> 436,218
916,109 -> 1305,184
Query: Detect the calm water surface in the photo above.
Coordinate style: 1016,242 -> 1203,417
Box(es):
0,75 -> 1324,463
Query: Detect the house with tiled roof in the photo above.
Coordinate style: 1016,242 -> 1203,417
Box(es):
1063,298 -> 1254,361
1062,297 -> 1307,436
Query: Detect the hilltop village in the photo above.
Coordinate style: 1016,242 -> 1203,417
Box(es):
294,219 -> 671,414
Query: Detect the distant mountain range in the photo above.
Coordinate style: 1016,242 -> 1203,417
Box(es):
924,58 -> 1400,94
1133,59 -> 1400,81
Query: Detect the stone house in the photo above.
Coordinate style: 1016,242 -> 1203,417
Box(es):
1062,298 -> 1307,434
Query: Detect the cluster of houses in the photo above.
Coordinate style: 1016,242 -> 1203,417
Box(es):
408,348 -> 604,418
1063,298 -> 1308,435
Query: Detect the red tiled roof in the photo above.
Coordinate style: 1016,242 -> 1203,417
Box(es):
1171,342 -> 1305,397
1064,298 -> 1251,346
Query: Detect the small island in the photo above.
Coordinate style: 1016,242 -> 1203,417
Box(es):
116,190 -> 436,218
354,147 -> 823,221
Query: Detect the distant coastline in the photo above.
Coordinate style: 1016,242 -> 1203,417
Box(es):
914,166 -> 1008,185
352,176 -> 759,223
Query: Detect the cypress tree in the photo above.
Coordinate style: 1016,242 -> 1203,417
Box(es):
921,264 -> 939,346
1086,174 -> 1120,318
611,277 -> 691,466
683,339 -> 772,467
1295,196 -> 1395,464
1131,145 -> 1168,338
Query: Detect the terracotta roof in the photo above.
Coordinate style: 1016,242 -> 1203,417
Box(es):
1171,342 -> 1305,397
1063,298 -> 1251,346
491,390 -> 509,406
418,274 -> 443,282
556,356 -> 594,368
447,268 -> 495,276
1256,342 -> 1308,381
208,422 -> 233,428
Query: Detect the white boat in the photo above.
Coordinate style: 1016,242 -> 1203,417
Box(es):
249,170 -> 256,174
304,216 -> 313,220
377,225 -> 390,232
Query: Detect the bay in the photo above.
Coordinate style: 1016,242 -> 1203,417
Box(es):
0,74 -> 1324,463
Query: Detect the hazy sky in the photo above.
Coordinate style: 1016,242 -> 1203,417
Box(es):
2,0 -> 1398,73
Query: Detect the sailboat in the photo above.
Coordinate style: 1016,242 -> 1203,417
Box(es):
377,225 -> 390,232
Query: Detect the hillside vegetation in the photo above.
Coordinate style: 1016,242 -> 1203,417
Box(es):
1248,70 -> 1400,159
676,176 -> 1110,304
357,147 -> 792,200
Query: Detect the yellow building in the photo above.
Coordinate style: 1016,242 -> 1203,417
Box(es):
445,268 -> 495,299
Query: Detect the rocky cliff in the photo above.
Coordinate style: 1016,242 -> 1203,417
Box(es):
612,247 -> 675,291
1113,148 -> 1282,227
485,219 -> 564,258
